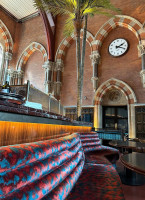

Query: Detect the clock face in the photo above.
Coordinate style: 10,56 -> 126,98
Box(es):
108,38 -> 128,57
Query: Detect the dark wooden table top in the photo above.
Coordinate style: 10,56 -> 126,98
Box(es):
109,140 -> 145,150
120,152 -> 145,175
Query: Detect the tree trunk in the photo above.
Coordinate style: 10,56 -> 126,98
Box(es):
75,23 -> 82,120
80,15 -> 88,110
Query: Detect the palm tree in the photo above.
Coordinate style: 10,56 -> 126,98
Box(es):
34,0 -> 119,120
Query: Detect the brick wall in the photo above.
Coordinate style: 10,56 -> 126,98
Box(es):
1,0 -> 145,107
0,10 -> 47,93
23,51 -> 45,92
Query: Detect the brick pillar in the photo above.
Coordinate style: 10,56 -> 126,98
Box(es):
42,61 -> 54,94
90,51 -> 100,91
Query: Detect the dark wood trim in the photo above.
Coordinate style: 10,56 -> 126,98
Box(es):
40,10 -> 55,61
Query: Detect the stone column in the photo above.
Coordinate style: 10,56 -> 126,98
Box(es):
7,69 -> 14,85
2,52 -> 12,85
13,71 -> 18,85
55,61 -> 64,98
90,51 -> 100,91
17,70 -> 24,85
42,61 -> 54,94
138,44 -> 145,87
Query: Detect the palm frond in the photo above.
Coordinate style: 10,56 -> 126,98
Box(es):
90,0 -> 120,13
33,0 -> 74,16
64,14 -> 75,36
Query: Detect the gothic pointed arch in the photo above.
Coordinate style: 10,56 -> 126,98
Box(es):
94,78 -> 137,105
93,15 -> 143,52
55,30 -> 94,63
0,20 -> 13,53
16,42 -> 48,70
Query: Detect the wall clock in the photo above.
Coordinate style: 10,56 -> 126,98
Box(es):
108,38 -> 128,57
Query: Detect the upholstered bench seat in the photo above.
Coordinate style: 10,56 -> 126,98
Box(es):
0,132 -> 124,200
80,132 -> 119,164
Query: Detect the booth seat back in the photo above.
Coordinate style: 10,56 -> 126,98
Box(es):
0,133 -> 84,200
79,132 -> 102,152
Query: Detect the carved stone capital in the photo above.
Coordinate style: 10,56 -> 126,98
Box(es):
90,52 -> 100,65
42,61 -> 54,71
17,70 -> 24,78
55,61 -> 64,72
56,81 -> 62,86
91,76 -> 98,81
140,69 -> 145,87
138,44 -> 145,56
4,52 -> 12,60
7,69 -> 14,76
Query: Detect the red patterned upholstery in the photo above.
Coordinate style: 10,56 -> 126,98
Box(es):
67,163 -> 124,200
0,133 -> 84,200
0,132 -> 124,200
80,132 -> 119,164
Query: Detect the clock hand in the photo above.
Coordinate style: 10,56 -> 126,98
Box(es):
116,42 -> 125,48
116,46 -> 125,50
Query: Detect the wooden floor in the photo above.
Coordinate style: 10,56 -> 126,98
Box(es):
116,157 -> 145,200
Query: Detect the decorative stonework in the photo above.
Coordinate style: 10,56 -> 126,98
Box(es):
42,61 -> 54,70
140,70 -> 145,87
138,44 -> 145,56
108,89 -> 122,102
55,30 -> 94,63
55,61 -> 64,72
90,51 -> 100,64
94,15 -> 143,52
16,42 -> 48,70
94,78 -> 137,105
4,52 -> 12,60
0,20 -> 13,53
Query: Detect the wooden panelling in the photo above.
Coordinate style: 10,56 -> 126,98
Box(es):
136,107 -> 145,139
0,121 -> 91,147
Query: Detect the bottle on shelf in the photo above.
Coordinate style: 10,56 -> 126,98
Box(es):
1,81 -> 10,93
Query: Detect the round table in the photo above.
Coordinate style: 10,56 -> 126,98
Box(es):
109,140 -> 145,153
119,152 -> 145,185
121,152 -> 145,176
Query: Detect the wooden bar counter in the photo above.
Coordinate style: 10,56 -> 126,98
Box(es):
0,99 -> 92,146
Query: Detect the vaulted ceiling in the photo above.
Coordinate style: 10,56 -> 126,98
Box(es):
0,0 -> 38,21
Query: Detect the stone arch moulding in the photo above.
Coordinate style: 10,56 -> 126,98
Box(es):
0,20 -> 13,53
93,15 -> 144,52
94,78 -> 137,138
16,42 -> 48,70
55,30 -> 94,63
94,78 -> 137,105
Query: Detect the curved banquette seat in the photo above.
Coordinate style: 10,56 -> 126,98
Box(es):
79,132 -> 119,165
0,132 -> 124,200
0,133 -> 84,200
